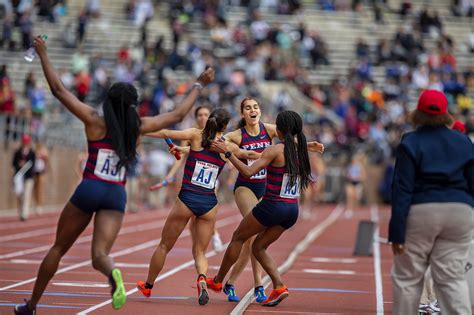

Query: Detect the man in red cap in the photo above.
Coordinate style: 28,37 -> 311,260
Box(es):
390,89 -> 474,314
12,134 -> 36,221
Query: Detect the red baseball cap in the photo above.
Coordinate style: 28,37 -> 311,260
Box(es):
417,90 -> 448,116
21,134 -> 32,145
452,120 -> 466,133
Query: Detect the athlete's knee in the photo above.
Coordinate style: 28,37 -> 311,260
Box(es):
251,240 -> 264,258
51,243 -> 70,257
91,251 -> 107,270
157,242 -> 173,254
231,230 -> 249,243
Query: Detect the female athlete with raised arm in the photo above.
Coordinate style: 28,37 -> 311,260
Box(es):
14,36 -> 214,315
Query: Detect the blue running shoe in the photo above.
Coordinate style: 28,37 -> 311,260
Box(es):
254,286 -> 267,303
223,283 -> 240,302
14,299 -> 35,315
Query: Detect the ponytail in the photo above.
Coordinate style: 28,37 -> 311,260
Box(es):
201,108 -> 231,148
202,116 -> 218,148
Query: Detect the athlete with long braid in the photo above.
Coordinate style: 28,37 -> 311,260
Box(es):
207,110 -> 314,307
14,36 -> 214,315
219,97 -> 323,302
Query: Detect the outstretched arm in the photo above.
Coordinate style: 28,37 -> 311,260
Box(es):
212,139 -> 278,177
33,36 -> 99,125
140,68 -> 215,134
146,128 -> 199,142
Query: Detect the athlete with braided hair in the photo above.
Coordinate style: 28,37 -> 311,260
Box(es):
14,36 -> 214,314
207,110 -> 315,307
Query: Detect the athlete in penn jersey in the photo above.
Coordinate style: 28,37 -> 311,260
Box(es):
218,97 -> 324,302
136,108 -> 257,306
14,36 -> 214,315
207,110 -> 314,307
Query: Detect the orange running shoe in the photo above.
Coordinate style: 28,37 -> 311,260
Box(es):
197,275 -> 209,305
136,280 -> 152,298
261,286 -> 289,307
206,277 -> 223,292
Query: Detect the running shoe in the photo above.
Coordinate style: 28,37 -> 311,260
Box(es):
254,286 -> 267,303
261,286 -> 289,307
14,299 -> 35,315
110,268 -> 126,310
430,300 -> 440,312
206,277 -> 223,292
197,275 -> 209,305
418,302 -> 440,314
223,283 -> 240,302
136,280 -> 152,297
212,233 -> 225,252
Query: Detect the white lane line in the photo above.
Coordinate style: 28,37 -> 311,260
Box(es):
303,269 -> 355,275
0,227 -> 56,243
9,259 -> 43,264
230,204 -> 344,315
114,263 -> 149,268
76,243 -> 231,315
310,257 -> 357,263
0,210 -> 181,260
52,282 -> 109,288
0,207 -> 171,245
0,214 -> 240,292
370,205 -> 384,315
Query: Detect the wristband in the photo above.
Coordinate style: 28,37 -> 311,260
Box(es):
193,82 -> 203,90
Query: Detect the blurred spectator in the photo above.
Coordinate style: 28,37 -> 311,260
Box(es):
19,10 -> 33,50
85,0 -> 101,18
75,71 -> 91,102
12,134 -> 35,221
77,10 -> 88,45
1,15 -> 14,50
24,71 -> 35,97
37,0 -> 56,23
72,48 -> 90,74
33,140 -> 49,214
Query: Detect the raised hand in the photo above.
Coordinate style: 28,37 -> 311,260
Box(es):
308,141 -> 325,154
32,35 -> 47,57
196,67 -> 215,87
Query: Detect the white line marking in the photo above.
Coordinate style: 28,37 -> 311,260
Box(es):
52,282 -> 109,288
0,227 -> 56,243
370,205 -> 384,315
76,242 -> 232,314
310,257 -> 357,263
0,211 -> 174,260
9,259 -> 43,264
114,263 -> 149,268
303,269 -> 355,275
0,214 -> 241,292
230,204 -> 344,315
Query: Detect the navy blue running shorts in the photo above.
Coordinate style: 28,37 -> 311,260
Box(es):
234,179 -> 266,200
252,199 -> 298,229
70,179 -> 127,214
178,190 -> 217,216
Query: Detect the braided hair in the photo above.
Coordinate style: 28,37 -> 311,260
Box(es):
102,82 -> 141,171
275,110 -> 311,191
201,108 -> 231,148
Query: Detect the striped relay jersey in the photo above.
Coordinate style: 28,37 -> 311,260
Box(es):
237,122 -> 272,183
181,148 -> 226,194
263,164 -> 300,203
83,136 -> 126,186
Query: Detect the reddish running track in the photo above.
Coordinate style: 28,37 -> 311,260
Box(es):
0,204 -> 393,314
